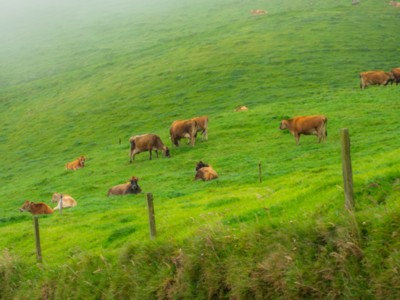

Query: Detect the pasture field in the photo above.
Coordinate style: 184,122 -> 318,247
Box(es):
1,0 -> 400,298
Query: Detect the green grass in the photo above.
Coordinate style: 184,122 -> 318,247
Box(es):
1,0 -> 400,298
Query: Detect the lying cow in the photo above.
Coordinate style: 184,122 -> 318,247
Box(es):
170,119 -> 198,147
391,68 -> 400,85
19,200 -> 54,215
129,134 -> 170,162
65,156 -> 86,170
51,193 -> 77,210
108,176 -> 142,196
250,9 -> 267,15
192,116 -> 209,141
390,1 -> 400,7
234,105 -> 249,112
280,115 -> 328,145
359,71 -> 394,89
195,161 -> 218,181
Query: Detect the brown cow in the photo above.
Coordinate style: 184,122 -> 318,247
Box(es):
359,71 -> 394,89
65,156 -> 86,170
279,115 -> 328,145
234,105 -> 249,112
391,68 -> 400,85
250,9 -> 267,15
390,1 -> 400,7
195,161 -> 218,181
192,116 -> 209,141
108,176 -> 142,196
51,193 -> 77,210
170,119 -> 198,147
19,201 -> 54,215
129,134 -> 170,162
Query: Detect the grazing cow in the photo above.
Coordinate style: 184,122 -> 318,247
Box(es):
129,134 -> 170,162
391,68 -> 400,85
195,161 -> 218,181
19,201 -> 53,215
108,176 -> 142,196
192,116 -> 209,141
279,115 -> 328,145
359,71 -> 394,89
65,156 -> 86,170
390,1 -> 400,7
51,193 -> 77,210
170,119 -> 198,147
250,9 -> 267,15
234,105 -> 249,112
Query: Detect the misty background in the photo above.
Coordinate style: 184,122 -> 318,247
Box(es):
0,0 -> 196,87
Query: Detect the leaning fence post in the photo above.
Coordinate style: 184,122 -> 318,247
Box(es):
341,128 -> 354,210
33,216 -> 42,263
146,193 -> 157,239
258,163 -> 262,183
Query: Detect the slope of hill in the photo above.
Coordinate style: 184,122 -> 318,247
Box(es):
1,0 -> 399,298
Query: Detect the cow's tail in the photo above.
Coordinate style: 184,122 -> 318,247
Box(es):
324,117 -> 328,138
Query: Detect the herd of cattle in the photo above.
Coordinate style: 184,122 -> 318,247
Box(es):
19,113 -> 331,215
359,68 -> 400,89
18,66 -> 400,215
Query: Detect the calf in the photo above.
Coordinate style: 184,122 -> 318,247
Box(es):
359,71 -> 394,89
65,156 -> 86,170
51,193 -> 77,210
195,161 -> 218,181
280,115 -> 328,145
192,116 -> 209,141
108,176 -> 142,196
19,201 -> 53,215
129,134 -> 170,162
170,119 -> 198,147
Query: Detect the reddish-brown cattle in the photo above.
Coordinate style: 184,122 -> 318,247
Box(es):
359,71 -> 394,89
279,115 -> 328,145
194,161 -> 218,181
389,1 -> 400,7
19,201 -> 54,215
108,176 -> 142,196
65,156 -> 86,170
192,116 -> 209,141
170,119 -> 198,147
391,68 -> 400,85
129,134 -> 170,162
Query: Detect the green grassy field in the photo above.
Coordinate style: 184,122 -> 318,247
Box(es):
1,0 -> 400,298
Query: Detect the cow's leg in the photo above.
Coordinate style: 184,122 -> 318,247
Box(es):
149,150 -> 152,160
155,150 -> 159,158
190,135 -> 195,146
203,129 -> 208,141
295,133 -> 300,145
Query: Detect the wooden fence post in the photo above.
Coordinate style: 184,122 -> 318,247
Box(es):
59,194 -> 63,216
341,128 -> 354,210
146,193 -> 156,239
258,163 -> 262,183
33,216 -> 42,263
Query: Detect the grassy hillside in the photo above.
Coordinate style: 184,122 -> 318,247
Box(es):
1,0 -> 400,298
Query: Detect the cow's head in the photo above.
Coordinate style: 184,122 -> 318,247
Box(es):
196,161 -> 209,171
129,176 -> 141,193
51,193 -> 62,203
164,147 -> 171,158
279,120 -> 289,130
79,156 -> 86,167
19,200 -> 32,212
